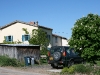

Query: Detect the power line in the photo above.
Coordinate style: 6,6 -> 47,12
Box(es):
54,32 -> 68,34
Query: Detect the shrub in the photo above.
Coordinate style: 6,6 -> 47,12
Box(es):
40,48 -> 48,55
61,66 -> 75,74
67,66 -> 75,74
74,64 -> 92,74
61,67 -> 69,74
61,64 -> 93,74
94,69 -> 100,75
0,55 -> 24,67
40,59 -> 47,64
96,61 -> 100,66
74,64 -> 86,73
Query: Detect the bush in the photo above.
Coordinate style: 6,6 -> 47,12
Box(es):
40,48 -> 48,55
40,59 -> 47,64
61,66 -> 75,74
74,64 -> 92,74
67,66 -> 75,74
74,64 -> 86,73
94,69 -> 100,75
61,64 -> 93,74
61,67 -> 69,74
0,55 -> 24,67
96,61 -> 100,66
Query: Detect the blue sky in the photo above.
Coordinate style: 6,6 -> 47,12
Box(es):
0,0 -> 100,39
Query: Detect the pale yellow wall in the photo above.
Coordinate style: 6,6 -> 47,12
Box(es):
52,36 -> 62,46
0,23 -> 38,43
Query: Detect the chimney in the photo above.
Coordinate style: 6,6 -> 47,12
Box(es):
29,21 -> 35,25
35,21 -> 38,26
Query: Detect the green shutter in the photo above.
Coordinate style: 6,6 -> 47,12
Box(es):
11,36 -> 13,42
22,35 -> 24,41
6,36 -> 8,42
28,35 -> 30,40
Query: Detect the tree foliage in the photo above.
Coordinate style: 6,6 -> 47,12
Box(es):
22,28 -> 29,34
29,28 -> 49,45
69,13 -> 100,63
29,28 -> 49,55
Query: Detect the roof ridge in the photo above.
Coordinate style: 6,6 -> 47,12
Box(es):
0,20 -> 53,30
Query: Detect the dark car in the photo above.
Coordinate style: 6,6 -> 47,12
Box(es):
47,46 -> 84,68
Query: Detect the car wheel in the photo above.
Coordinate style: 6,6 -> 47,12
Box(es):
51,63 -> 58,68
53,52 -> 61,61
68,60 -> 74,68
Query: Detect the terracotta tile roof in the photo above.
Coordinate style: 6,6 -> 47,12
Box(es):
0,20 -> 53,30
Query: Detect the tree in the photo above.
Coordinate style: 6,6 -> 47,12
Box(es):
29,28 -> 49,55
69,13 -> 100,64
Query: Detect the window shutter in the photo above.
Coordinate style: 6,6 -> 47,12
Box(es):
11,36 -> 13,42
28,35 -> 30,40
22,35 -> 24,41
6,36 -> 8,42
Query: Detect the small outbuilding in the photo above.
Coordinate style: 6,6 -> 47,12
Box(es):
0,44 -> 40,62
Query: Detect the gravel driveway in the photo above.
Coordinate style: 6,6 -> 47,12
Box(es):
0,67 -> 48,75
0,64 -> 61,75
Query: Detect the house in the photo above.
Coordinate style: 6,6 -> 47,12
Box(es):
0,44 -> 40,62
52,34 -> 68,46
0,20 -> 53,48
0,20 -> 69,49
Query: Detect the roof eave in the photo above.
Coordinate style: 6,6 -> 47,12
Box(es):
39,25 -> 53,30
52,34 -> 67,40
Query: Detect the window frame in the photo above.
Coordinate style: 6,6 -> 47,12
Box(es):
22,34 -> 30,41
6,35 -> 13,42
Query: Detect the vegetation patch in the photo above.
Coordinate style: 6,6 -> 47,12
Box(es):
69,13 -> 100,64
0,55 -> 24,67
61,64 -> 100,75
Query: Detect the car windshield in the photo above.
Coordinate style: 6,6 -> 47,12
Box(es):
50,46 -> 63,53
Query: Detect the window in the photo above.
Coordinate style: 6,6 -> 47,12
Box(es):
55,37 -> 57,43
70,49 -> 76,56
6,36 -> 13,42
50,46 -> 63,53
47,34 -> 50,40
22,35 -> 30,41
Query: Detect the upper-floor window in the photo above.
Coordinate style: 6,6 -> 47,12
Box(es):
6,36 -> 13,42
55,37 -> 57,43
22,35 -> 30,41
47,34 -> 50,40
